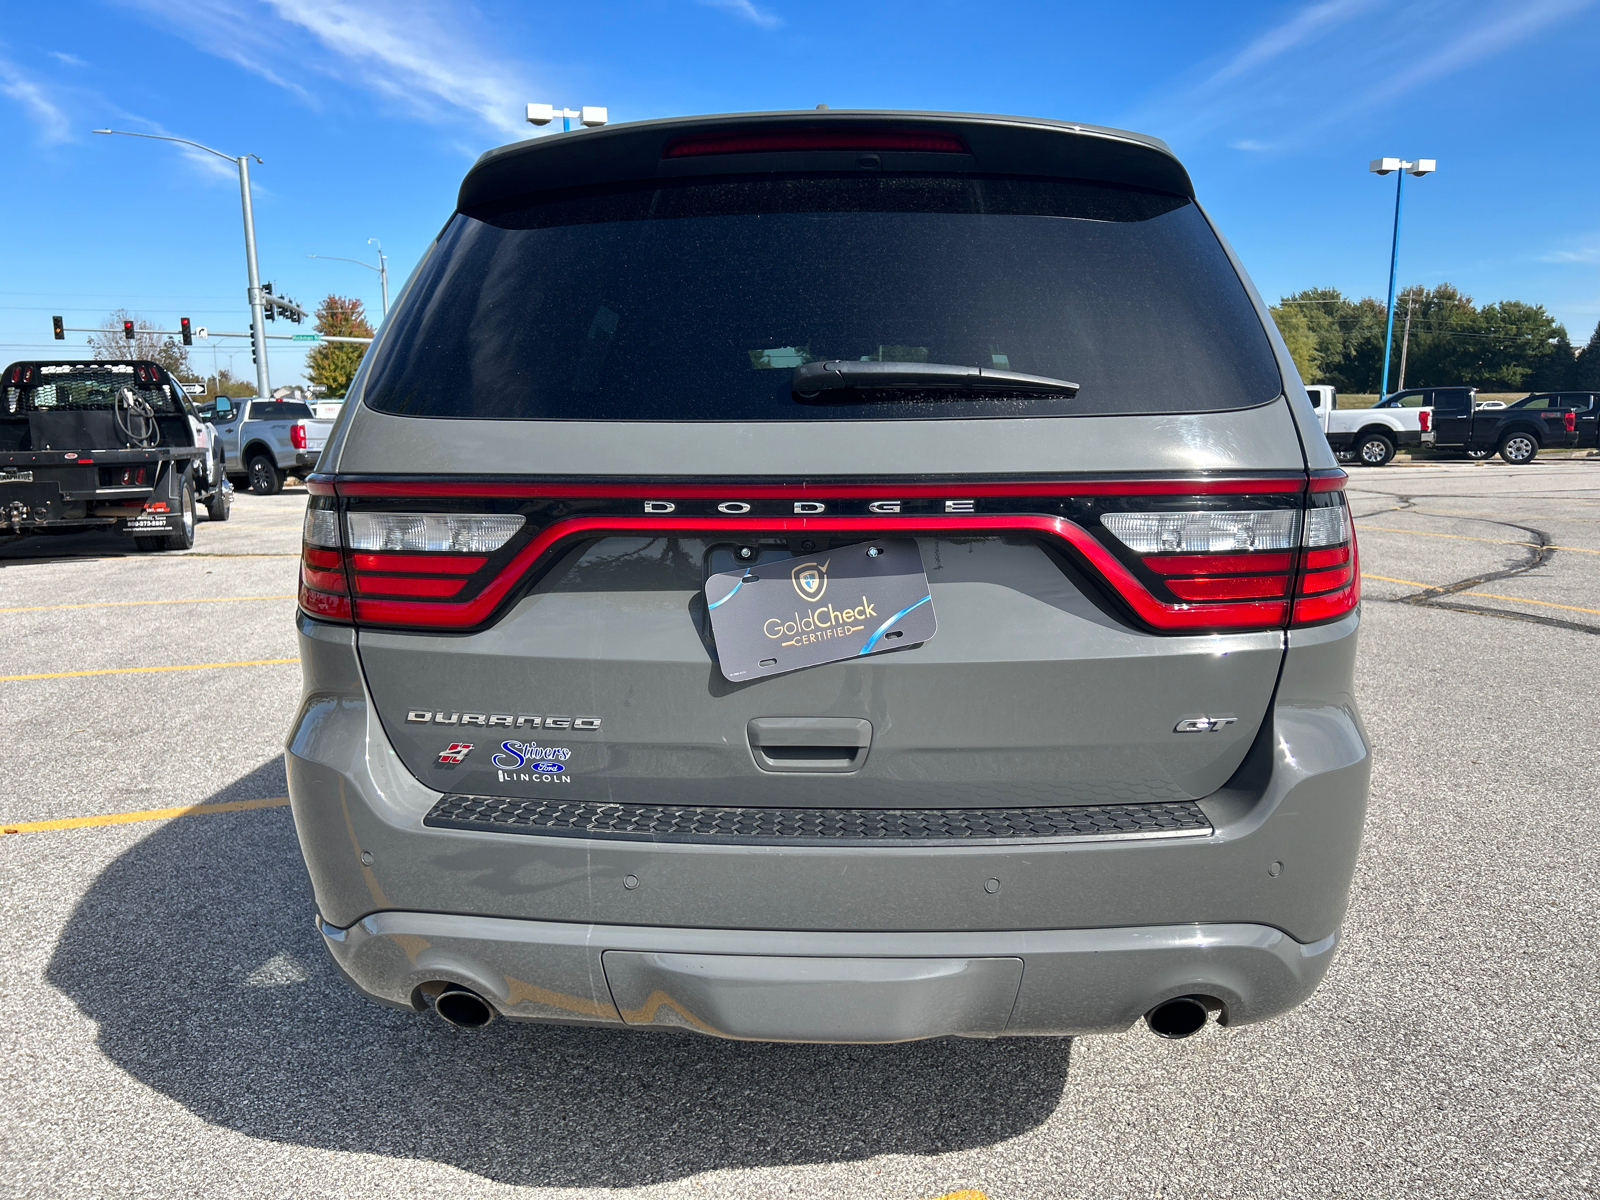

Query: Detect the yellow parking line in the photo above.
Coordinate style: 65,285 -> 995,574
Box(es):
1362,572 -> 1434,589
0,658 -> 299,683
1358,524 -> 1598,555
924,1192 -> 989,1200
1458,590 -> 1600,616
1361,574 -> 1600,616
2,796 -> 290,835
0,594 -> 296,614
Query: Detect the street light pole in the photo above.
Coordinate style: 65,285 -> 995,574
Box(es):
1369,156 -> 1436,399
94,128 -> 271,397
368,239 -> 389,316
307,243 -> 390,318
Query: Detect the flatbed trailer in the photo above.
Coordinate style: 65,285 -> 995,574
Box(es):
1,359 -> 231,551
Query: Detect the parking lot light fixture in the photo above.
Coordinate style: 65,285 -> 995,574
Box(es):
526,103 -> 609,132
1369,155 -> 1437,399
94,128 -> 272,397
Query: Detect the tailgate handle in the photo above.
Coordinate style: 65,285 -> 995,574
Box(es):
747,717 -> 872,774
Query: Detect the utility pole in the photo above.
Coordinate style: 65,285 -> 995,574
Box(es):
1397,295 -> 1414,391
94,129 -> 272,396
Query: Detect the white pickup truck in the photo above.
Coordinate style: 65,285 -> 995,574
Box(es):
202,397 -> 334,494
1305,385 -> 1427,467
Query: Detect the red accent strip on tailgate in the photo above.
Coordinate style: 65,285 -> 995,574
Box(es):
351,513 -> 1289,631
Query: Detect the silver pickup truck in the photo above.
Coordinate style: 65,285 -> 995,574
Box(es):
203,397 -> 333,494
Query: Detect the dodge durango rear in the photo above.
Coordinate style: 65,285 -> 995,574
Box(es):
286,110 -> 1370,1045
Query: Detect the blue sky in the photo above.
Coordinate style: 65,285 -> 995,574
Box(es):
3,0 -> 1598,386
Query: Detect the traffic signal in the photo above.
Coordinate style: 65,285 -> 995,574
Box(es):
180,317 -> 192,346
51,316 -> 64,340
123,320 -> 135,341
263,283 -> 275,321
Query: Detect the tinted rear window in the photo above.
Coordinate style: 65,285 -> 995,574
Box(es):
253,402 -> 314,419
362,174 -> 1282,422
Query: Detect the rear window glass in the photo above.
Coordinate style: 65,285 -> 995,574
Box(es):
362,174 -> 1282,422
253,401 -> 314,419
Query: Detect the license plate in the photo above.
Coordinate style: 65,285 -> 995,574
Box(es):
704,539 -> 937,682
0,471 -> 33,483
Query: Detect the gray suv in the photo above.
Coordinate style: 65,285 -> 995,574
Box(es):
289,111 -> 1369,1044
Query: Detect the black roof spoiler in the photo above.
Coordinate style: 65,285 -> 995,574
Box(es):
458,110 -> 1193,212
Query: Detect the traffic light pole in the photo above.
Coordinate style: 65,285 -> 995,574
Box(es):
237,154 -> 271,397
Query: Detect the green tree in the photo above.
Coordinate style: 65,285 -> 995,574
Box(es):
306,295 -> 375,399
1575,320 -> 1600,390
88,309 -> 192,376
1269,303 -> 1321,381
204,367 -> 256,398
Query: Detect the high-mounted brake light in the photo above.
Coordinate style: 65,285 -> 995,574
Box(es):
663,129 -> 969,158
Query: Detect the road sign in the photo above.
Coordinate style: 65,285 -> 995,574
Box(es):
291,333 -> 321,342
183,382 -> 207,396
196,326 -> 208,339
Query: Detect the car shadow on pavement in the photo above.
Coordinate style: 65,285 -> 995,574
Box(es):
46,770 -> 1071,1188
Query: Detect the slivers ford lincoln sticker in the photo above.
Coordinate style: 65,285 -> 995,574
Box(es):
704,539 -> 937,682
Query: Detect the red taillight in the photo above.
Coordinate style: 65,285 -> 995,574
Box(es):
1419,410 -> 1430,432
290,423 -> 308,450
299,507 -> 352,623
663,128 -> 969,158
1566,411 -> 1577,432
1290,493 -> 1360,625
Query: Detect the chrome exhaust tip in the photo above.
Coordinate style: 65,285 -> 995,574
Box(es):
1145,996 -> 1210,1040
433,984 -> 497,1028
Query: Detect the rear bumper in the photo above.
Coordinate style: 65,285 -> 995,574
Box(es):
321,910 -> 1337,1040
287,609 -> 1369,1040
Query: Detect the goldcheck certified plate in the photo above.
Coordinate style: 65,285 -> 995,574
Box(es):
704,539 -> 937,682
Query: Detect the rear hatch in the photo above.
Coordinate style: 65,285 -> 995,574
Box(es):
302,120 -> 1359,813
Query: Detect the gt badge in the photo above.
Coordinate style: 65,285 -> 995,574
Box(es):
1174,717 -> 1238,733
437,743 -> 474,763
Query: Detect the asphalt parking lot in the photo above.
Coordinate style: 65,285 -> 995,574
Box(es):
3,461 -> 1597,1200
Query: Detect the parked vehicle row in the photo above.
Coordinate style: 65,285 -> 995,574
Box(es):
1308,384 -> 1594,465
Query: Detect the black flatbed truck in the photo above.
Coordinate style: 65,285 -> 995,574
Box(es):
1,359 -> 231,551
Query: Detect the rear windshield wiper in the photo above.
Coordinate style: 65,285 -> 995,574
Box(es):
792,360 -> 1079,401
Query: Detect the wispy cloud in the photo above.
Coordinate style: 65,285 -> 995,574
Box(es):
1127,0 -> 1593,150
0,60 -> 73,144
118,0 -> 537,136
1542,244 -> 1600,264
48,51 -> 88,68
697,0 -> 782,29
